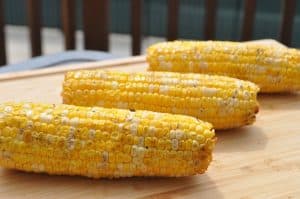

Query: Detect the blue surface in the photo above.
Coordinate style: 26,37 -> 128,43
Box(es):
0,51 -> 119,73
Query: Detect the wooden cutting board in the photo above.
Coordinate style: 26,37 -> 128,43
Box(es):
0,55 -> 299,199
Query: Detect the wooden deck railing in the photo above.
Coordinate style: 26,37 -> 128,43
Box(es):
0,0 -> 297,66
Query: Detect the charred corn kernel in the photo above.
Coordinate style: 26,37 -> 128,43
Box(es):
147,40 -> 300,93
62,70 -> 259,129
0,102 -> 215,178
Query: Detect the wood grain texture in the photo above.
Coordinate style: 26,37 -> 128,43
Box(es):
26,0 -> 42,57
279,0 -> 296,46
167,0 -> 179,41
241,0 -> 256,41
131,0 -> 142,55
61,0 -> 75,50
83,0 -> 109,51
0,0 -> 6,66
0,46 -> 300,198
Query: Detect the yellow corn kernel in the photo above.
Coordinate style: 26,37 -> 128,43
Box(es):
147,40 -> 300,93
62,70 -> 259,129
0,102 -> 215,178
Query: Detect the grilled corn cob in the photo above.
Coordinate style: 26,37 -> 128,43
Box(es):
147,41 -> 300,93
62,70 -> 259,129
0,102 -> 215,178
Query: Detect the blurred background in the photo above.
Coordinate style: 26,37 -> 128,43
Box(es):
0,0 -> 299,66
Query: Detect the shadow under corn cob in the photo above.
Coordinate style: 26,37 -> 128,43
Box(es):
0,102 -> 215,178
147,41 -> 300,93
62,70 -> 259,129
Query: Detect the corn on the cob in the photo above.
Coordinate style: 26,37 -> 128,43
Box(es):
62,70 -> 259,129
147,40 -> 300,93
0,102 -> 215,178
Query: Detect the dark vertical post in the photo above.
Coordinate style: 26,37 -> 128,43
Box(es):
27,0 -> 42,57
279,0 -> 296,46
83,0 -> 109,51
167,0 -> 179,41
131,0 -> 142,55
204,0 -> 217,40
61,0 -> 75,50
241,0 -> 256,41
0,0 -> 6,65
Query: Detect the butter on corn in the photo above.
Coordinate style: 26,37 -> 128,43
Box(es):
147,40 -> 300,93
0,102 -> 215,178
62,70 -> 259,129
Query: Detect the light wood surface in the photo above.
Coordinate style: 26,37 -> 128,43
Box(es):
0,56 -> 300,199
